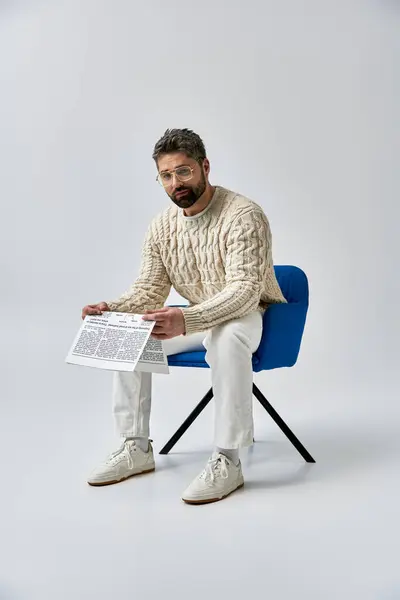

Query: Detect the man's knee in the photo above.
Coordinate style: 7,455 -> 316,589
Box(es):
205,320 -> 253,352
204,312 -> 263,360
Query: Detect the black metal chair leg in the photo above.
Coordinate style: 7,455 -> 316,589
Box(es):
252,383 -> 316,463
159,387 -> 214,455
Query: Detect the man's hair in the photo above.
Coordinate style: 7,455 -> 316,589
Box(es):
152,128 -> 206,164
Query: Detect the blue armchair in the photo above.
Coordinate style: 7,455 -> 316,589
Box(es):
161,265 -> 315,463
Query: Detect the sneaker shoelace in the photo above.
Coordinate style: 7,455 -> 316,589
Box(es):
201,454 -> 230,485
106,441 -> 136,470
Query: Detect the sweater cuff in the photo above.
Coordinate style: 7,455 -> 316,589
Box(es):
107,301 -> 120,312
181,307 -> 204,335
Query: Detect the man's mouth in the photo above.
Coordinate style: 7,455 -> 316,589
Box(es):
175,189 -> 189,198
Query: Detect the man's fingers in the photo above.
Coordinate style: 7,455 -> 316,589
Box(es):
82,303 -> 107,320
143,313 -> 168,322
151,333 -> 171,340
152,325 -> 166,334
84,308 -> 102,317
144,307 -> 169,315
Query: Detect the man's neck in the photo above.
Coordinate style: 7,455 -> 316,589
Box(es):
183,184 -> 216,217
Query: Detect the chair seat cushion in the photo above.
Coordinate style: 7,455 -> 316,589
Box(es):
167,351 -> 260,369
167,351 -> 208,369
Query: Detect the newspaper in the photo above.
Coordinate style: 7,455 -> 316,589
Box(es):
65,312 -> 169,374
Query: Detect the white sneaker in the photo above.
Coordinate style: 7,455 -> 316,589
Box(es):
87,440 -> 155,486
182,452 -> 244,505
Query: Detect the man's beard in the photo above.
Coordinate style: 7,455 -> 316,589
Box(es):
169,171 -> 207,209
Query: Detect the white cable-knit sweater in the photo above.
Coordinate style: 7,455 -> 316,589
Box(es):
108,186 -> 286,335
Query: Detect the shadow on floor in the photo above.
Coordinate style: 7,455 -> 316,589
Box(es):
243,420 -> 400,487
159,420 -> 400,490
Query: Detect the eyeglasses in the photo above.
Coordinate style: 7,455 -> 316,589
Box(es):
156,165 -> 194,188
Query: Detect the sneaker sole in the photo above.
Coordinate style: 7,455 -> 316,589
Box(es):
87,466 -> 155,487
182,481 -> 244,505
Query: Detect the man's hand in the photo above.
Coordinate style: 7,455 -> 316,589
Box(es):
81,302 -> 110,320
142,307 -> 186,340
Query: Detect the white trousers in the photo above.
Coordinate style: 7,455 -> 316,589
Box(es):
112,311 -> 263,449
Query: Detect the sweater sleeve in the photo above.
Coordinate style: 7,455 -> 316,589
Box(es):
107,223 -> 171,313
181,209 -> 273,334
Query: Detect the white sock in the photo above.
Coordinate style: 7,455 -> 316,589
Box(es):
216,447 -> 239,465
125,437 -> 149,452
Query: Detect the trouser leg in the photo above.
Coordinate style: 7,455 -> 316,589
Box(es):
204,311 -> 263,449
112,331 -> 206,438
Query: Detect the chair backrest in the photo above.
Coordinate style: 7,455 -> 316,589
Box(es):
274,265 -> 309,305
252,265 -> 309,372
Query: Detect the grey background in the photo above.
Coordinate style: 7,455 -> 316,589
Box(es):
0,1 -> 399,599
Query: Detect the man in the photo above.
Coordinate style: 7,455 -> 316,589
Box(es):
82,128 -> 286,504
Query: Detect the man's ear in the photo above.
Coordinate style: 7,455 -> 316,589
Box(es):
203,158 -> 210,176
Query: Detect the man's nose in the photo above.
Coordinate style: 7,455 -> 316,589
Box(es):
171,173 -> 182,190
